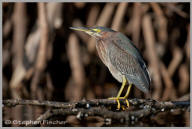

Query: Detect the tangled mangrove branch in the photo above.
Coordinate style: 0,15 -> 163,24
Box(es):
3,98 -> 190,126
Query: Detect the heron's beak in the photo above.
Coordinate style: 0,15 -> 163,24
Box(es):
70,27 -> 101,38
69,27 -> 90,32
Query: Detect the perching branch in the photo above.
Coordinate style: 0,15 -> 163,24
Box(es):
3,99 -> 190,126
3,98 -> 190,110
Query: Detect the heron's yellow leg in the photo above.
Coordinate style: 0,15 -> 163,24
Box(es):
124,84 -> 132,98
108,76 -> 127,109
119,84 -> 132,107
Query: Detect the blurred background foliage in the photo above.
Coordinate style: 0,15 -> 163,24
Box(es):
3,2 -> 190,127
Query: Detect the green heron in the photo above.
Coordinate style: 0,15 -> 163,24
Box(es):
70,26 -> 151,109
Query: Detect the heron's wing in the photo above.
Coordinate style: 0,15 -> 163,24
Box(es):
116,32 -> 151,83
116,33 -> 146,64
108,39 -> 150,93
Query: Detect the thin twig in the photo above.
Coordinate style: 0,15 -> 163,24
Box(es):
10,2 -> 27,96
88,3 -> 116,53
142,14 -> 162,100
30,3 -> 49,99
36,107 -> 151,123
67,33 -> 86,101
111,3 -> 128,31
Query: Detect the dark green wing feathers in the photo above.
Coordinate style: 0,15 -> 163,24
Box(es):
108,33 -> 150,93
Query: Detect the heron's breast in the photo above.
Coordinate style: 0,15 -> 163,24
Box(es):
96,39 -> 123,83
107,63 -> 123,82
96,40 -> 109,66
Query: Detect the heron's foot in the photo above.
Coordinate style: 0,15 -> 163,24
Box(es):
119,97 -> 129,108
108,97 -> 129,110
108,97 -> 121,109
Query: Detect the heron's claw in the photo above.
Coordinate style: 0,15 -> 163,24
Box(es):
116,99 -> 121,109
125,99 -> 129,107
108,97 -> 121,110
108,97 -> 129,110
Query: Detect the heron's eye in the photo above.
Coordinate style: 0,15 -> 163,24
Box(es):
92,29 -> 101,33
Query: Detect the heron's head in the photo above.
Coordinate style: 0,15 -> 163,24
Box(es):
70,26 -> 115,39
